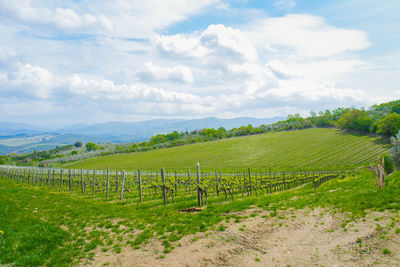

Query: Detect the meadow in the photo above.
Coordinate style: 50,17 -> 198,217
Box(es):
65,128 -> 388,171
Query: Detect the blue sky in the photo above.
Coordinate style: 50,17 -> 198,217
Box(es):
0,0 -> 399,126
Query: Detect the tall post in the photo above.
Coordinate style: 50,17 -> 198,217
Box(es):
248,168 -> 252,195
161,168 -> 166,205
92,170 -> 96,195
81,169 -> 84,194
69,169 -> 72,192
197,163 -> 201,206
120,171 -> 125,200
106,168 -> 110,198
138,169 -> 142,202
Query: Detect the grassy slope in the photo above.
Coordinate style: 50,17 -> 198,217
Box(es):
66,128 -> 388,171
2,169 -> 400,266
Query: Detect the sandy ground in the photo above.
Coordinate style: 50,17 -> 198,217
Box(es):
81,208 -> 400,267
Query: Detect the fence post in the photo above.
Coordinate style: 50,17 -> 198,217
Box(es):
197,163 -> 201,206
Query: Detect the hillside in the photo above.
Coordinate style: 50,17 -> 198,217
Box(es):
65,128 -> 389,171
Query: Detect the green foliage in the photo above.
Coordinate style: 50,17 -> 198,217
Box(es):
0,155 -> 9,165
391,103 -> 400,114
66,129 -> 388,171
74,141 -> 83,148
338,109 -> 374,133
378,113 -> 400,136
71,151 -> 78,155
85,142 -> 98,151
383,154 -> 395,174
390,132 -> 400,168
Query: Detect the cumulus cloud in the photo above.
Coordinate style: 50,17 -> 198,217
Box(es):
137,62 -> 194,83
246,14 -> 371,58
152,24 -> 257,64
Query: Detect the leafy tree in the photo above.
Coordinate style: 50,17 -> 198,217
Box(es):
338,109 -> 374,132
0,155 -> 9,164
85,142 -> 98,151
391,103 -> 400,114
377,113 -> 400,136
390,131 -> 400,168
74,141 -> 83,148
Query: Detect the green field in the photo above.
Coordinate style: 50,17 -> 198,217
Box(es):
66,128 -> 389,171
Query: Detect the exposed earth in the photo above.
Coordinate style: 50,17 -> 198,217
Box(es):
81,208 -> 400,267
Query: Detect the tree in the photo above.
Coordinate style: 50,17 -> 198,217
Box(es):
378,113 -> 400,136
74,141 -> 83,148
391,103 -> 400,114
390,131 -> 400,168
338,109 -> 374,132
85,142 -> 98,151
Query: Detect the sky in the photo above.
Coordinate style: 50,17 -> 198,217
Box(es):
0,0 -> 399,127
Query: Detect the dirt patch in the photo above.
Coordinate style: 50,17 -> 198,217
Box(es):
81,208 -> 400,267
179,207 -> 205,213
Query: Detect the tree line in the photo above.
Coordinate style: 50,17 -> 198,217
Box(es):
1,99 -> 400,166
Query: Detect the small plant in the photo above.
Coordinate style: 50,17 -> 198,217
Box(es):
382,248 -> 391,255
255,257 -> 260,262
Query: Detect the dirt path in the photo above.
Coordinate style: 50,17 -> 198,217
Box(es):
82,208 -> 400,267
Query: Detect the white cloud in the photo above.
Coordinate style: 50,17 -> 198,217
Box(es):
152,24 -> 257,64
0,0 -> 220,38
246,14 -> 371,58
137,62 -> 194,83
0,0 -> 112,34
274,0 -> 296,9
11,63 -> 55,98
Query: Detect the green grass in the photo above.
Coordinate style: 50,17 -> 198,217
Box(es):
2,168 -> 400,266
65,129 -> 388,171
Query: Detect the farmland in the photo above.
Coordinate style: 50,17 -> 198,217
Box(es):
66,128 -> 388,171
1,169 -> 400,266
0,128 -> 397,266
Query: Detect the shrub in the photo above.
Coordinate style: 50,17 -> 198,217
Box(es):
85,142 -> 98,151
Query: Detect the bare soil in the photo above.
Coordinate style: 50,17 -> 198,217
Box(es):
81,208 -> 400,267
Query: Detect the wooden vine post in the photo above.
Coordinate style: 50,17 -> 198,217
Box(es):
161,168 -> 167,205
197,163 -> 201,206
120,171 -> 126,200
138,169 -> 142,202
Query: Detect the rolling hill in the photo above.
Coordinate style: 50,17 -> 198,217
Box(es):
65,128 -> 389,171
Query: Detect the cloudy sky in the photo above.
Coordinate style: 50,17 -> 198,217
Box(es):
0,0 -> 399,127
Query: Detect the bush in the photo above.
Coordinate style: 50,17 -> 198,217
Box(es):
390,131 -> 400,169
71,151 -> 78,155
383,154 -> 395,174
378,113 -> 400,136
74,141 -> 83,148
85,142 -> 98,151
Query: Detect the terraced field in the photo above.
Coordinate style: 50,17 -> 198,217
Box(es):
65,128 -> 389,171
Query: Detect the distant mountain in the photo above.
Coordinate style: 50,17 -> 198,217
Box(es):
58,117 -> 284,142
0,117 -> 284,154
0,122 -> 48,136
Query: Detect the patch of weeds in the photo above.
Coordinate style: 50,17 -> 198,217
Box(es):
255,257 -> 260,262
112,244 -> 122,254
250,213 -> 257,217
191,236 -> 199,243
382,248 -> 391,255
395,228 -> 400,234
217,224 -> 226,232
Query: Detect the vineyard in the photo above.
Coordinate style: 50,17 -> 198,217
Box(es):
65,128 -> 388,171
0,165 -> 344,206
